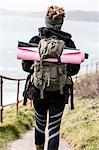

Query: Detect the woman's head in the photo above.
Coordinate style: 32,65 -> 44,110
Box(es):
45,5 -> 65,30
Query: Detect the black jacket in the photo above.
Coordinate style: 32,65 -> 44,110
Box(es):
22,27 -> 80,76
22,27 -> 80,104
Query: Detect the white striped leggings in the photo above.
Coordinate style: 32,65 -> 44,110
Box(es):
33,100 -> 65,150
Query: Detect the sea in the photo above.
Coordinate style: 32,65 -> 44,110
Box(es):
0,15 -> 99,105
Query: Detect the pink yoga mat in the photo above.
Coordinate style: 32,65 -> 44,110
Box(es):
17,47 -> 85,64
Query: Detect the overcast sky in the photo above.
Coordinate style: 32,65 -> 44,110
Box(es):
0,0 -> 99,12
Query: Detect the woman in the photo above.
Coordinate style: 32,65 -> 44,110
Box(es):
22,6 -> 80,150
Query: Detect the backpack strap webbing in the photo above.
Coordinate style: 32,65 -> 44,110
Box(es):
58,64 -> 64,94
23,74 -> 31,105
58,60 -> 67,95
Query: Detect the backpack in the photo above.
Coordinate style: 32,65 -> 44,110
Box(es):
22,36 -> 76,109
30,36 -> 73,99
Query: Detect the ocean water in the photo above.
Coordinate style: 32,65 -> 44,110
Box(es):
0,15 -> 99,105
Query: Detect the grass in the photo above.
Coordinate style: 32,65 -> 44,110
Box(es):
61,98 -> 99,150
0,103 -> 35,150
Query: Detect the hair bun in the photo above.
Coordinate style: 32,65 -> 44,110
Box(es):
46,5 -> 65,20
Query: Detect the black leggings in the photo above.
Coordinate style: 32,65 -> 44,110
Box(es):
33,100 -> 65,150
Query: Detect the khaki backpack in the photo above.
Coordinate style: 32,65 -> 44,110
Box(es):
31,36 -> 72,99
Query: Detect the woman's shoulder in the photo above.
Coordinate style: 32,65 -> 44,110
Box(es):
29,36 -> 41,44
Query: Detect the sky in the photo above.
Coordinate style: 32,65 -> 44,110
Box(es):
0,0 -> 99,12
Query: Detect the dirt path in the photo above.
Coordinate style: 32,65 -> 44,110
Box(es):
6,128 -> 71,150
6,106 -> 71,150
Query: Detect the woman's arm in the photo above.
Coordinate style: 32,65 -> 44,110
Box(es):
22,35 -> 41,73
65,38 -> 80,76
22,60 -> 33,73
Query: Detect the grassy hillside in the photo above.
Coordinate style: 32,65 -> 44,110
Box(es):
61,98 -> 99,150
74,74 -> 99,98
0,104 -> 35,150
61,74 -> 99,150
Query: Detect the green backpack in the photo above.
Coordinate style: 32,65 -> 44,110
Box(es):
30,36 -> 72,99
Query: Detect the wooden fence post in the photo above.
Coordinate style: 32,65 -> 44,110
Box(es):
0,76 -> 3,123
16,80 -> 20,115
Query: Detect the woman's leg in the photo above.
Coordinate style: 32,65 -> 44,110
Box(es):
48,103 -> 65,150
33,100 -> 47,146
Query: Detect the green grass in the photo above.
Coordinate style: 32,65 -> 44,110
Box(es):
0,104 -> 35,150
61,98 -> 99,150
